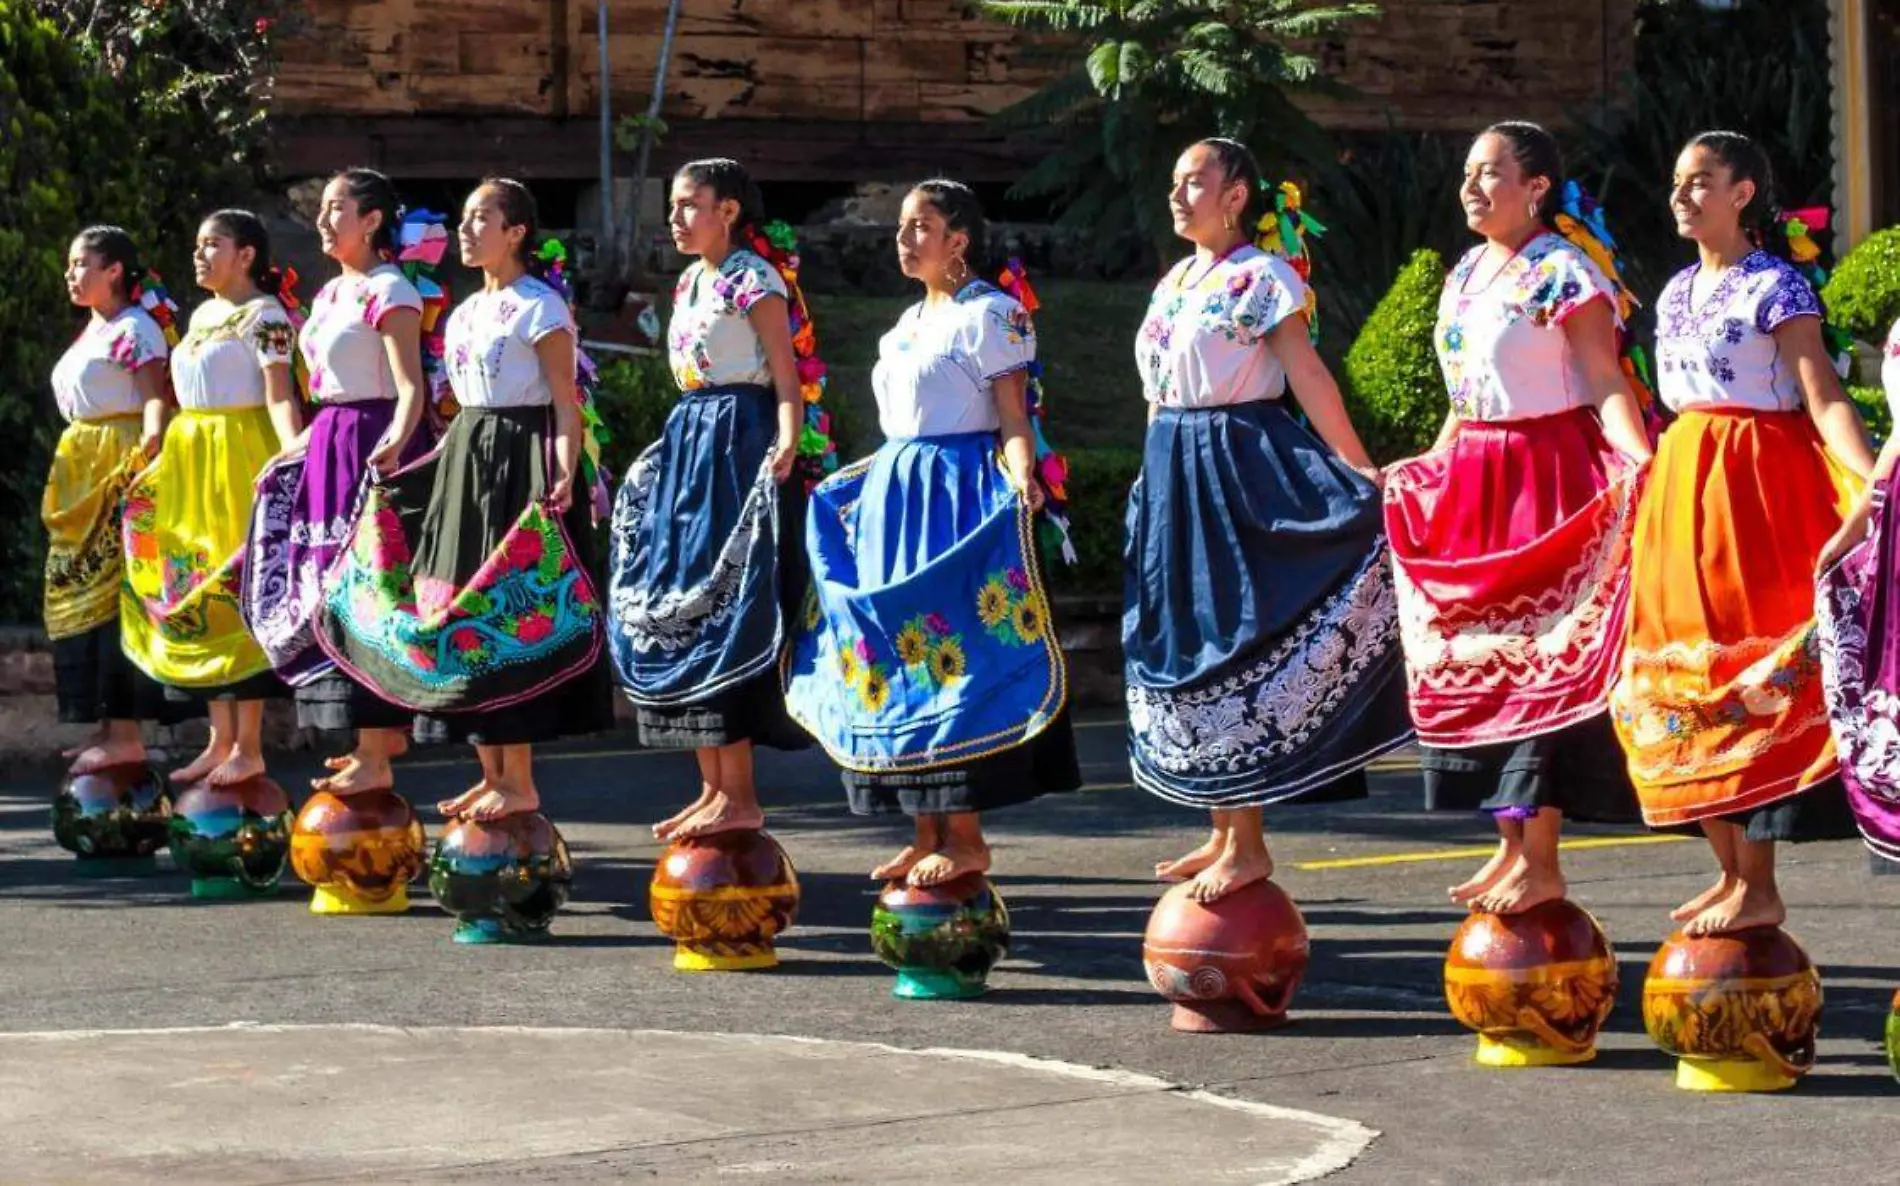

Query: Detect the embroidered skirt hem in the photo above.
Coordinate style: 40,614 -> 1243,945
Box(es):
1613,408 -> 1857,827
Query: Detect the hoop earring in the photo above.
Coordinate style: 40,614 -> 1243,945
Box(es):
948,255 -> 970,288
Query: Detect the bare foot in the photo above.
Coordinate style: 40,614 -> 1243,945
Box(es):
61,732 -> 104,760
1473,858 -> 1566,916
170,740 -> 233,785
908,839 -> 992,887
872,845 -> 932,881
1671,873 -> 1737,922
466,781 -> 541,822
325,734 -> 407,773
437,780 -> 490,818
207,750 -> 266,787
315,756 -> 394,797
654,787 -> 715,841
1684,883 -> 1787,937
673,793 -> 765,840
322,753 -> 354,773
1185,849 -> 1272,903
1449,839 -> 1518,905
1155,829 -> 1224,883
69,739 -> 149,775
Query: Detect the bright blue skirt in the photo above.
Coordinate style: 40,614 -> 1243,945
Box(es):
785,432 -> 1066,772
1125,399 -> 1412,808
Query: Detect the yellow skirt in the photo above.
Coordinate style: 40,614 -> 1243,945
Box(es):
121,407 -> 277,689
43,416 -> 145,640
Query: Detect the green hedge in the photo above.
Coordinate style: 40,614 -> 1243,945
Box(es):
1850,386 -> 1892,446
1823,227 -> 1900,346
1342,247 -> 1447,465
1047,446 -> 1142,600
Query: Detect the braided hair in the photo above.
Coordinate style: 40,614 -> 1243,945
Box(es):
75,225 -> 145,301
333,167 -> 402,259
1479,121 -> 1566,228
204,208 -> 291,299
1683,131 -> 1784,257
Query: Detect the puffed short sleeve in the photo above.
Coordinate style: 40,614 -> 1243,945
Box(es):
1230,253 -> 1308,342
962,293 -> 1036,381
716,250 -> 789,316
1530,242 -> 1616,327
1754,264 -> 1823,335
518,284 -> 575,345
248,305 -> 297,369
363,268 -> 425,329
107,312 -> 169,372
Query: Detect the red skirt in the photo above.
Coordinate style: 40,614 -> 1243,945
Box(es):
1385,408 -> 1646,747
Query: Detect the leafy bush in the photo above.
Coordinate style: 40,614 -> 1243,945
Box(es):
1047,445 -> 1142,600
1849,386 -> 1892,446
1823,227 -> 1900,345
1342,248 -> 1447,465
591,354 -> 678,479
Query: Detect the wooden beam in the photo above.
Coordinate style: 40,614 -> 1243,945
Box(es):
270,115 -> 1051,182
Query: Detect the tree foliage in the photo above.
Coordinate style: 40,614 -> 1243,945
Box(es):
1342,247 -> 1447,464
983,0 -> 1379,270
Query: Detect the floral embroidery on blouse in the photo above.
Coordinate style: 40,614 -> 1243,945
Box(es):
1434,234 -> 1610,421
668,249 -> 785,392
1653,252 -> 1820,412
104,320 -> 161,371
1135,248 -> 1302,406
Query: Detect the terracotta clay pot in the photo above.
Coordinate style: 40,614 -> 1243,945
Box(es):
52,763 -> 172,872
1443,899 -> 1618,1067
289,789 -> 426,915
167,777 -> 294,899
1643,926 -> 1822,1092
649,829 -> 800,971
1141,879 -> 1309,1033
871,874 -> 1011,1000
428,813 -> 572,944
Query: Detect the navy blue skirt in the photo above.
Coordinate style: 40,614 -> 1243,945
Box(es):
608,383 -> 808,749
1124,399 -> 1413,808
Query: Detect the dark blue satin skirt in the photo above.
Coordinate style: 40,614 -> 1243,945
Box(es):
1124,398 -> 1413,808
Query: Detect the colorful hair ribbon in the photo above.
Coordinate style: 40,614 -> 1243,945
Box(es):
995,255 -> 1075,565
1252,181 -> 1325,341
396,208 -> 454,420
133,270 -> 182,348
744,219 -> 839,490
1778,206 -> 1856,377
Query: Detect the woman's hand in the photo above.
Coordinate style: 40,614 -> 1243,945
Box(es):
366,428 -> 409,478
768,439 -> 798,483
273,429 -> 312,465
140,427 -> 164,460
1817,502 -> 1873,575
546,464 -> 576,514
1349,461 -> 1384,491
1010,467 -> 1046,513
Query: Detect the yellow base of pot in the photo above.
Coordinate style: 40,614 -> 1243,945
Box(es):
1675,1056 -> 1796,1093
310,885 -> 409,916
1475,1033 -> 1595,1068
674,945 -> 777,972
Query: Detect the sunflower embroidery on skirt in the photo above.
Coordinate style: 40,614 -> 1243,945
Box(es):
976,565 -> 1049,646
836,637 -> 893,713
894,612 -> 968,691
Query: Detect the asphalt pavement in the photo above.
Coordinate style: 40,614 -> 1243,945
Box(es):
1,716 -> 1894,1184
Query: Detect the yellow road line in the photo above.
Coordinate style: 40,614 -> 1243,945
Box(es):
1294,834 -> 1689,871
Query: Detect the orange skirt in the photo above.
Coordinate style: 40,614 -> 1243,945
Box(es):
1611,408 -> 1860,825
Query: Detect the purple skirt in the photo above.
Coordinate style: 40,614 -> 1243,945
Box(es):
243,400 -> 417,686
1817,484 -> 1900,860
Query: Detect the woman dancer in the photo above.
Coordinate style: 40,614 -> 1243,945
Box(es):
1386,122 -> 1653,915
122,210 -> 302,785
784,179 -> 1080,885
610,158 -> 812,841
46,227 -> 186,772
318,179 -> 613,820
1615,131 -> 1870,934
1127,138 -> 1412,902
245,168 -> 429,795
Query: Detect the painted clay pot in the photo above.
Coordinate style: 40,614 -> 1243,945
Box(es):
428,813 -> 572,944
1142,879 -> 1309,1033
1443,899 -> 1618,1067
289,789 -> 426,915
51,763 -> 172,873
166,777 -> 294,899
871,874 -> 1010,1000
1643,926 -> 1822,1092
649,829 -> 800,971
